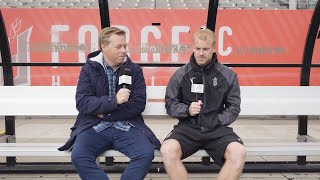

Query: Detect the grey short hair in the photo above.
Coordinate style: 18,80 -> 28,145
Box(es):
98,27 -> 126,49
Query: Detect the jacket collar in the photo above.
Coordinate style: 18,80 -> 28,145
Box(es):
190,52 -> 218,72
87,50 -> 130,69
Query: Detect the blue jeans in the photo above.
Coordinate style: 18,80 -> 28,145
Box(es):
71,127 -> 154,180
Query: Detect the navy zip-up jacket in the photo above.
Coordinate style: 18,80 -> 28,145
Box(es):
59,51 -> 161,151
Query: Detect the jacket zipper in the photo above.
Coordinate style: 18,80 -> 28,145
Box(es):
198,68 -> 205,128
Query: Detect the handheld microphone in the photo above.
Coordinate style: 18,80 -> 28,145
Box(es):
118,64 -> 131,89
191,72 -> 203,101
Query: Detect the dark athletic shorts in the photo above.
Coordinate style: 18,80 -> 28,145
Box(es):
164,124 -> 243,166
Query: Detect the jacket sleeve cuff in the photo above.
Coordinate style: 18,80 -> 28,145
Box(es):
186,104 -> 191,117
102,95 -> 119,121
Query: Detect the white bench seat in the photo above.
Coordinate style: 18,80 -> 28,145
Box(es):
0,86 -> 319,116
1,142 -> 320,157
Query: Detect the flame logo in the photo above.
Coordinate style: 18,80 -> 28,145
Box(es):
9,18 -> 21,39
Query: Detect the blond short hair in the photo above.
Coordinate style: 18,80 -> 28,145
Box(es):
99,27 -> 126,49
193,29 -> 216,48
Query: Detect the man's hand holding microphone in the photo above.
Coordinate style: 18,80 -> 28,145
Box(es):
97,64 -> 131,119
117,89 -> 130,104
117,64 -> 131,105
189,72 -> 203,116
189,100 -> 203,116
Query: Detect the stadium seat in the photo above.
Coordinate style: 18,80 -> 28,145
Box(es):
0,0 -> 302,9
73,2 -> 91,8
23,2 -> 43,7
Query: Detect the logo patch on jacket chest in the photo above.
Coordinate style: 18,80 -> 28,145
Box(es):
212,77 -> 218,87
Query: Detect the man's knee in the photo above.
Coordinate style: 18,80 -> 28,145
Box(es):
134,144 -> 154,163
71,146 -> 95,166
160,139 -> 182,161
225,142 -> 246,165
71,149 -> 87,166
143,146 -> 155,161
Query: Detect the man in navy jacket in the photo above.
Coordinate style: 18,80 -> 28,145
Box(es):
59,27 -> 160,180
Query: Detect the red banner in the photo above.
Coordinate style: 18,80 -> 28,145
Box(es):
1,8 -> 319,86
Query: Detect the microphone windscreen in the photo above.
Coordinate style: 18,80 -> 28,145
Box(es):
191,72 -> 204,94
119,64 -> 132,86
120,64 -> 131,76
193,72 -> 203,84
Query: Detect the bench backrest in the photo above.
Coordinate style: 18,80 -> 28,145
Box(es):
0,86 -> 319,116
